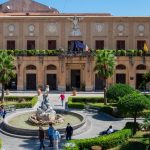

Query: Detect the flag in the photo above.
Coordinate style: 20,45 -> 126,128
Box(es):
143,42 -> 148,52
85,44 -> 89,52
75,41 -> 85,49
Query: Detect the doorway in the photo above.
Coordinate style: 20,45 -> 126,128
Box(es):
116,74 -> 126,84
47,74 -> 57,90
95,74 -> 104,91
136,73 -> 144,89
26,74 -> 36,90
71,70 -> 80,89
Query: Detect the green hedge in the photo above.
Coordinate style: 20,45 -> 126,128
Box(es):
68,129 -> 132,150
0,140 -> 1,149
4,96 -> 38,109
71,97 -> 104,103
67,97 -> 104,109
4,96 -> 33,101
119,141 -> 148,150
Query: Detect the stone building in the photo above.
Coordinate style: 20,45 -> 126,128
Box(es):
0,0 -> 149,91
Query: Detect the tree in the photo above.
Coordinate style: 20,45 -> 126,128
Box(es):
94,50 -> 116,105
118,92 -> 150,133
106,83 -> 136,102
0,51 -> 15,102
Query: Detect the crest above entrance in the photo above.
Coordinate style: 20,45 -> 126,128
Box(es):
68,16 -> 84,36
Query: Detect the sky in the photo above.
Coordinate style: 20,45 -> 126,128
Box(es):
0,0 -> 150,16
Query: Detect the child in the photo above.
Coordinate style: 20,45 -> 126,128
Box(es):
59,92 -> 65,106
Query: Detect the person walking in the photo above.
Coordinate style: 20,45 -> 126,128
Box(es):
48,123 -> 54,147
65,123 -> 73,140
38,126 -> 45,150
52,129 -> 61,150
59,92 -> 65,106
45,85 -> 49,94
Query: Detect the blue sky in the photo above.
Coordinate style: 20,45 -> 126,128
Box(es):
0,0 -> 150,16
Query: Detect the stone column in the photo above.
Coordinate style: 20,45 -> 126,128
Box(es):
17,57 -> 24,90
57,58 -> 66,91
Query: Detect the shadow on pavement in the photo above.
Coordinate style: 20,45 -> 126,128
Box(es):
92,113 -> 123,121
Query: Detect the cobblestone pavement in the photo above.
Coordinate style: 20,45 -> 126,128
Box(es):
0,92 -> 143,150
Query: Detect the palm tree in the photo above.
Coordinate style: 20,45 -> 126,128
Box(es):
0,51 -> 15,102
94,50 -> 116,105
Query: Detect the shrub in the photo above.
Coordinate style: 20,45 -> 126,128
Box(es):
119,141 -> 147,150
67,97 -> 104,109
106,84 -> 135,102
4,96 -> 38,109
124,122 -> 140,130
71,97 -> 104,103
0,139 -> 2,150
72,129 -> 132,150
4,96 -> 33,101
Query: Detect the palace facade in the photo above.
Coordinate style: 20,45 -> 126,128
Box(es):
0,0 -> 150,91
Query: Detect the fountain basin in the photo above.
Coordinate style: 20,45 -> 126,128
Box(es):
1,109 -> 85,137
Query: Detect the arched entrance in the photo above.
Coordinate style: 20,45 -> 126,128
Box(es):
46,65 -> 57,90
115,64 -> 126,84
136,64 -> 146,89
26,65 -> 37,90
95,74 -> 104,91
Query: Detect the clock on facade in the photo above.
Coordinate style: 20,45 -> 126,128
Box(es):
28,24 -> 35,32
138,24 -> 145,32
117,24 -> 125,32
8,24 -> 15,32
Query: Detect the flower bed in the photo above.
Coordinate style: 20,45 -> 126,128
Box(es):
64,129 -> 132,150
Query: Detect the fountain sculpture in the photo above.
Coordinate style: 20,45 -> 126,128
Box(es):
28,94 -> 64,125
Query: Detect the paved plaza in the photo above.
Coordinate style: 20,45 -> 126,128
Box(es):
0,92 -> 143,150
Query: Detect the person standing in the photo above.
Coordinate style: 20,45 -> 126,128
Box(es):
65,123 -> 73,140
53,129 -> 61,150
59,92 -> 65,106
48,123 -> 54,147
38,126 -> 45,150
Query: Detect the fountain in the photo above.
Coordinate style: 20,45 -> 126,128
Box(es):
28,94 -> 64,125
1,95 -> 86,137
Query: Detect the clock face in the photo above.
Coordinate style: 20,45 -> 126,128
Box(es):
48,23 -> 57,32
8,24 -> 15,32
138,24 -> 145,32
117,24 -> 124,32
28,24 -> 35,32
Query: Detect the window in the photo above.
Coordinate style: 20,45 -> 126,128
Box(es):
48,40 -> 56,50
7,40 -> 15,50
47,65 -> 57,70
27,40 -> 35,50
95,40 -> 104,50
116,40 -> 125,50
137,40 -> 145,50
116,64 -> 126,70
26,65 -> 36,70
136,64 -> 146,70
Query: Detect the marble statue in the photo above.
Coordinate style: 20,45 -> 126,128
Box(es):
28,94 -> 64,125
